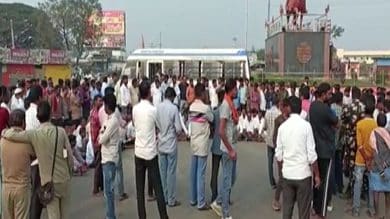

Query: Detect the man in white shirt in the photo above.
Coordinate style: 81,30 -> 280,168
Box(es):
26,102 -> 40,131
129,78 -> 140,106
98,93 -> 120,219
385,100 -> 390,130
10,88 -> 25,111
343,86 -> 352,105
97,87 -> 128,201
101,77 -> 109,97
170,76 -> 181,107
24,85 -> 43,219
160,75 -> 169,97
209,79 -> 219,110
259,83 -> 266,112
125,117 -> 135,144
245,115 -> 256,141
275,96 -> 320,219
248,110 -> 265,140
119,75 -> 131,116
238,110 -> 248,140
152,79 -> 163,107
133,80 -> 169,219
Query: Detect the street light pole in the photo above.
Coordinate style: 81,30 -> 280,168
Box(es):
245,0 -> 249,51
10,19 -> 15,49
267,0 -> 271,22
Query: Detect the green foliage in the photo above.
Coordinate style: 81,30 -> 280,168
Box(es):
256,48 -> 265,61
0,3 -> 62,49
39,0 -> 102,65
331,25 -> 345,40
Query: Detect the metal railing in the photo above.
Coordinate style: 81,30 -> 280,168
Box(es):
266,13 -> 331,38
254,71 -> 390,87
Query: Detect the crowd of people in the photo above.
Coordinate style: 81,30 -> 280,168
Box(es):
0,73 -> 389,219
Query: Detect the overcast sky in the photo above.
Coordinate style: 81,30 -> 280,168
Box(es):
2,0 -> 390,51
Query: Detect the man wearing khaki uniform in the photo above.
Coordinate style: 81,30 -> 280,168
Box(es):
3,102 -> 73,219
1,109 -> 35,219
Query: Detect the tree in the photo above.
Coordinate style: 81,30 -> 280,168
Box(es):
256,48 -> 265,61
251,45 -> 256,53
39,0 -> 102,66
331,25 -> 345,40
0,3 -> 62,49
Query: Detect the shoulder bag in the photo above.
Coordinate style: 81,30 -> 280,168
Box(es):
38,126 -> 58,206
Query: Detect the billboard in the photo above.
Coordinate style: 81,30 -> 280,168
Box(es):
0,48 -> 70,65
283,32 -> 325,74
99,11 -> 126,48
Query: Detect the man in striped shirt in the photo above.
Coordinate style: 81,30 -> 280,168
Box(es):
189,83 -> 214,210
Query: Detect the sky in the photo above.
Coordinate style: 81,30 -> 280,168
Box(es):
2,0 -> 390,52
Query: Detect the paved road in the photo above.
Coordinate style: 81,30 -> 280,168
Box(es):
57,142 -> 374,219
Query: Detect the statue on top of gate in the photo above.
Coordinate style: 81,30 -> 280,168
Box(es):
285,0 -> 307,30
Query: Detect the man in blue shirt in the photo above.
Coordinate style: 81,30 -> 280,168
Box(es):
156,87 -> 182,207
210,89 -> 225,205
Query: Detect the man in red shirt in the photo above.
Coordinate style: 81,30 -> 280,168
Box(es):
90,95 -> 104,195
0,106 -> 9,133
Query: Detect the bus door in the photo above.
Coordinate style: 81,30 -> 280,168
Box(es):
148,62 -> 162,79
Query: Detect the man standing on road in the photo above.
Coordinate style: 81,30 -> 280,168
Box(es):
210,89 -> 226,206
351,98 -> 377,217
178,76 -> 188,112
272,98 -> 291,211
90,95 -> 104,195
119,75 -> 131,117
130,78 -> 140,107
264,94 -> 281,189
3,101 -> 74,219
25,85 -> 43,219
1,109 -> 35,219
275,96 -> 320,219
133,80 -> 169,219
156,87 -> 182,207
275,96 -> 321,219
309,83 -> 338,219
99,93 -> 120,219
217,78 -> 239,219
188,83 -> 214,210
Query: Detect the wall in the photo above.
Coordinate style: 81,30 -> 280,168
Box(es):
43,65 -> 71,85
3,64 -> 36,86
265,33 -> 281,72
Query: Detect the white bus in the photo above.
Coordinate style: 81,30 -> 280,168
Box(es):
122,48 -> 250,79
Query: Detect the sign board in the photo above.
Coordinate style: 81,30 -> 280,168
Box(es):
0,48 -> 70,65
93,10 -> 126,48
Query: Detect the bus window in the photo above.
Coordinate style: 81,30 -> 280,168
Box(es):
202,61 -> 223,79
184,61 -> 200,79
164,61 -> 180,76
225,62 -> 242,79
148,62 -> 162,80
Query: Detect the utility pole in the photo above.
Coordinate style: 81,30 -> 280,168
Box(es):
267,0 -> 271,22
245,0 -> 249,51
10,19 -> 15,49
